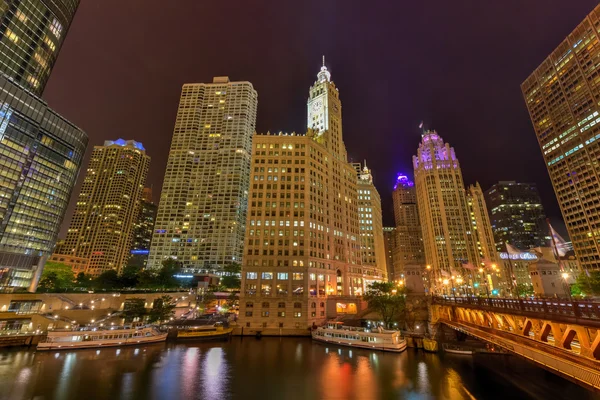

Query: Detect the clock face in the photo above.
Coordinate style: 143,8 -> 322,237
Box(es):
312,100 -> 322,112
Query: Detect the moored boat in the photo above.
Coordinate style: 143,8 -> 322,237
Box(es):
176,324 -> 233,341
423,337 -> 439,352
311,322 -> 407,352
37,326 -> 167,351
442,343 -> 473,355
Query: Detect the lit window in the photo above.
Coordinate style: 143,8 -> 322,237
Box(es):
5,29 -> 19,43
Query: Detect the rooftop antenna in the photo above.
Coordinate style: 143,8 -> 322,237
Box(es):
322,55 -> 325,67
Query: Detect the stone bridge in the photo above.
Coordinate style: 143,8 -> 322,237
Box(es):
430,296 -> 600,392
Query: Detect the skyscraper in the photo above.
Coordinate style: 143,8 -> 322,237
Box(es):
391,173 -> 424,279
0,0 -> 79,95
239,61 -> 382,333
382,226 -> 396,280
128,189 -> 157,269
353,162 -> 386,276
521,4 -> 600,270
0,0 -> 86,291
149,77 -> 258,272
484,181 -> 548,251
413,131 -> 501,293
57,140 -> 150,276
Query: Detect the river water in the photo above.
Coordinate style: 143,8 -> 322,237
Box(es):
0,338 -> 596,400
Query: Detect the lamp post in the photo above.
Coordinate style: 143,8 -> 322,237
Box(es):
450,276 -> 456,298
456,277 -> 464,296
561,272 -> 572,301
479,268 -> 490,298
442,279 -> 449,297
426,265 -> 432,296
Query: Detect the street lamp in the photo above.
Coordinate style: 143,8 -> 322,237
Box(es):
442,279 -> 449,296
456,277 -> 464,296
561,272 -> 572,301
425,265 -> 432,296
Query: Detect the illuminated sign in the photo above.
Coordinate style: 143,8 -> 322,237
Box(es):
499,252 -> 538,261
130,249 -> 149,255
336,302 -> 357,314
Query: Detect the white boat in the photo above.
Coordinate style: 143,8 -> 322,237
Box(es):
37,326 -> 167,351
442,343 -> 473,355
312,322 -> 407,352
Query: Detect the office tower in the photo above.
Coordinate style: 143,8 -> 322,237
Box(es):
391,173 -> 424,279
57,140 -> 150,276
128,189 -> 157,268
239,61 -> 382,332
382,227 -> 396,281
148,77 -> 257,273
0,1 -> 86,292
414,131 -> 503,294
522,4 -> 600,270
353,162 -> 386,277
484,181 -> 548,252
0,0 -> 79,95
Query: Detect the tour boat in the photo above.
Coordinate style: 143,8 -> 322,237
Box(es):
311,322 -> 407,352
176,324 -> 233,341
37,326 -> 167,351
442,343 -> 473,355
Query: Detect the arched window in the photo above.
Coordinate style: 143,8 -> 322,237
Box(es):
320,302 -> 325,307
311,302 -> 316,308
246,302 -> 253,308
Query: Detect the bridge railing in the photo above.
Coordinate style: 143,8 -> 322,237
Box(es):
432,296 -> 600,322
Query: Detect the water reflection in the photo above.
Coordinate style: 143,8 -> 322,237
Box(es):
0,339 -> 596,400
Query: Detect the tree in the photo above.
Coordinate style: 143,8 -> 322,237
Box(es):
122,298 -> 147,322
220,263 -> 241,289
363,282 -> 406,329
120,265 -> 141,288
94,269 -> 122,289
75,272 -> 93,288
38,262 -> 75,291
155,258 -> 181,288
572,270 -> 600,297
148,295 -> 175,323
516,283 -> 534,297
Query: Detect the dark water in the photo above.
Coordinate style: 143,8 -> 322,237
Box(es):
0,338 -> 596,400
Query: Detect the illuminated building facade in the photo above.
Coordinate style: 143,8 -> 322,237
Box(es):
413,131 -> 502,294
0,0 -> 79,95
128,189 -> 157,268
239,61 -> 382,332
522,4 -> 600,271
391,173 -> 424,279
382,227 -> 396,280
148,77 -> 257,272
485,181 -> 548,252
352,162 -> 386,276
57,140 -> 150,276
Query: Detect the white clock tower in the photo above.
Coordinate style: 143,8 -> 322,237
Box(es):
307,56 -> 345,159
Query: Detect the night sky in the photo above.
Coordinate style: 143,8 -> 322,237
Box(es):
44,0 -> 600,237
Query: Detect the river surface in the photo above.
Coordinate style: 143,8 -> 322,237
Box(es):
0,338 -> 596,400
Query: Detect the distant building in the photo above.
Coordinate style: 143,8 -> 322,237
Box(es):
48,254 -> 88,276
522,4 -> 600,271
382,227 -> 396,280
391,173 -> 424,280
57,140 -> 150,276
353,162 -> 386,278
529,258 -> 576,298
485,181 -> 548,252
413,131 -> 502,295
148,77 -> 258,273
128,191 -> 157,269
0,1 -> 87,292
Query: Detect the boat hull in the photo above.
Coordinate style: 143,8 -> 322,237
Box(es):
176,328 -> 233,341
37,333 -> 167,351
311,332 -> 407,352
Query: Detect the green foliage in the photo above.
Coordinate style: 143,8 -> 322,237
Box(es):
220,263 -> 241,289
516,283 -> 534,297
75,272 -> 93,287
38,262 -> 75,291
120,265 -> 141,288
148,295 -> 175,323
122,298 -> 147,322
94,270 -> 123,289
363,282 -> 406,329
572,270 -> 600,297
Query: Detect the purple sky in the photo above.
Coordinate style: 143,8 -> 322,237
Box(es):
44,0 -> 600,237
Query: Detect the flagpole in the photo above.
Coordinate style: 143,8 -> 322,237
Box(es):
547,218 -> 564,272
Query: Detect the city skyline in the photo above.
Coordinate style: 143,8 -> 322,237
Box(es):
45,1 -> 599,237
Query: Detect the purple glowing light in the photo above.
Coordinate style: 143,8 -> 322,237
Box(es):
394,173 -> 414,190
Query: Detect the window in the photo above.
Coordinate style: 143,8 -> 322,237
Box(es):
246,272 -> 257,280
278,311 -> 286,317
293,273 -> 304,280
294,312 -> 302,318
311,302 -> 316,308
262,272 -> 273,280
277,272 -> 288,280
262,302 -> 270,308
245,302 -> 254,308
278,302 -> 285,308
294,302 -> 302,308
245,311 -> 253,317
261,311 -> 269,317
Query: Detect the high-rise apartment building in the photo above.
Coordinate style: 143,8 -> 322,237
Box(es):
239,62 -> 383,332
57,140 -> 150,276
521,5 -> 600,270
128,189 -> 157,269
382,227 -> 396,280
391,173 -> 424,279
0,0 -> 79,95
484,181 -> 548,252
413,131 -> 501,293
353,162 -> 386,277
0,0 -> 86,291
148,77 -> 258,273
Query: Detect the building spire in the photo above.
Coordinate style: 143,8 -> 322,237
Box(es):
317,55 -> 331,82
322,55 -> 325,67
